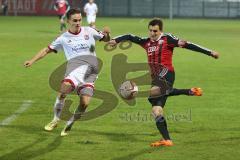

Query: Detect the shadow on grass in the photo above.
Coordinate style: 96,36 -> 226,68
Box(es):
0,125 -> 62,160
78,129 -> 156,143
1,124 -> 46,134
111,147 -> 162,160
171,126 -> 240,134
76,129 -> 165,160
0,136 -> 62,160
184,136 -> 240,145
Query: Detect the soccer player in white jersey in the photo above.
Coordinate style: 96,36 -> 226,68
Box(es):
24,8 -> 110,136
84,0 -> 98,28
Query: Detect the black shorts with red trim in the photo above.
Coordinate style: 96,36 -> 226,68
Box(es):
148,70 -> 175,107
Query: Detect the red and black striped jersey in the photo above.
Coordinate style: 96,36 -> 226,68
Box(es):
114,33 -> 212,77
115,33 -> 179,77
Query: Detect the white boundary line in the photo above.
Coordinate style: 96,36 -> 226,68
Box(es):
0,100 -> 33,126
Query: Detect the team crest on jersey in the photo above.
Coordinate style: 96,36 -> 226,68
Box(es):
84,35 -> 89,40
148,46 -> 157,53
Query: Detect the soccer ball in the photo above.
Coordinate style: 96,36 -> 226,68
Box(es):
118,81 -> 138,100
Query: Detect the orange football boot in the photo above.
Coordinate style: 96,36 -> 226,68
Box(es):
150,139 -> 174,147
190,87 -> 203,96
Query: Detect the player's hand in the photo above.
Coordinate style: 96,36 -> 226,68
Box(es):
211,51 -> 219,59
24,60 -> 33,68
108,40 -> 117,47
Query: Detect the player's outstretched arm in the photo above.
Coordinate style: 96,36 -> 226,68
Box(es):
108,34 -> 146,47
24,47 -> 52,67
178,39 -> 220,59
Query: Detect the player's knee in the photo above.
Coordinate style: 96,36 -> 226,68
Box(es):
78,87 -> 94,97
152,106 -> 163,118
150,86 -> 161,97
60,82 -> 74,94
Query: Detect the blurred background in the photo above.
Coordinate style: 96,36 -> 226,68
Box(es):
1,0 -> 240,19
0,1 -> 239,160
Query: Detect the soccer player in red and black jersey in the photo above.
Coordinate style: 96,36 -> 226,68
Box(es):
54,0 -> 70,32
108,18 -> 219,147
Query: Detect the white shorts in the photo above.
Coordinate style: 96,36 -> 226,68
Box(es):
87,15 -> 96,24
63,59 -> 98,96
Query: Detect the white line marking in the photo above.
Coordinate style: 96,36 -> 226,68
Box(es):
0,100 -> 33,126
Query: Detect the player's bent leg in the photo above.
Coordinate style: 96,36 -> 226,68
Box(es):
61,86 -> 93,136
150,86 -> 161,97
61,95 -> 90,137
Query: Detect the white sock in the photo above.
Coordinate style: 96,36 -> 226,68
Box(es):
66,107 -> 85,126
66,116 -> 74,126
53,97 -> 65,121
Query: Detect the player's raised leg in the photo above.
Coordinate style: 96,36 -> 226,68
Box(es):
168,87 -> 203,96
60,95 -> 91,136
44,80 -> 75,131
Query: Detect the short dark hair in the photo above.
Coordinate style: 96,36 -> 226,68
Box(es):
66,8 -> 81,20
148,18 -> 163,31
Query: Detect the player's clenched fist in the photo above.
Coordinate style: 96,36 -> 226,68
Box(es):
211,51 -> 219,59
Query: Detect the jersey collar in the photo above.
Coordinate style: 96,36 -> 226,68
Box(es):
68,28 -> 81,35
150,33 -> 164,42
156,33 -> 164,41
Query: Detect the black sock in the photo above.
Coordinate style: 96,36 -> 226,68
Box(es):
155,116 -> 171,140
168,88 -> 190,96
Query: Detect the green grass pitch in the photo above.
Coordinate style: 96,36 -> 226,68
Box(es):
0,16 -> 239,160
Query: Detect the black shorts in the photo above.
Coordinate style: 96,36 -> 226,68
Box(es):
148,70 -> 175,107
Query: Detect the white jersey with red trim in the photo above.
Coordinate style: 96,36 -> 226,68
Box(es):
48,26 -> 104,60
